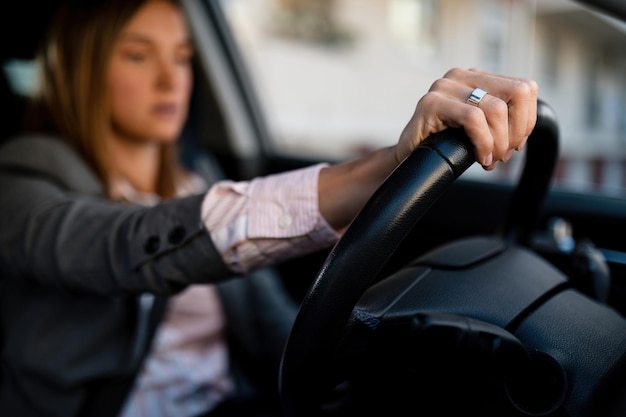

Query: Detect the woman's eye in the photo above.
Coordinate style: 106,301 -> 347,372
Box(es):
125,51 -> 147,62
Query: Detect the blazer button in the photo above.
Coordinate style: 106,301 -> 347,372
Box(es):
168,226 -> 186,245
144,236 -> 160,254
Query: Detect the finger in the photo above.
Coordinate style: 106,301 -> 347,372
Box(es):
428,77 -> 505,167
464,75 -> 528,153
468,69 -> 539,143
519,79 -> 539,150
445,68 -> 538,153
470,91 -> 509,164
416,69 -> 538,168
467,69 -> 538,150
414,89 -> 495,167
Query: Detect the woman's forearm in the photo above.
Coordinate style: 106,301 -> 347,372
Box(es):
318,146 -> 399,231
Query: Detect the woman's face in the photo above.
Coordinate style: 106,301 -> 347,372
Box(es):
107,0 -> 193,144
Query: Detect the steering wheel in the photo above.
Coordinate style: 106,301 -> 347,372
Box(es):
279,100 -> 561,416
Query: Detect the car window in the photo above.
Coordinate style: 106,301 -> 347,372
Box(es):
2,59 -> 37,96
220,0 -> 626,197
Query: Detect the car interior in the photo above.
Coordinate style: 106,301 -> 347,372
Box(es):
2,0 -> 626,416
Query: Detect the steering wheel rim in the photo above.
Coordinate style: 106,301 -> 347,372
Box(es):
279,100 -> 559,417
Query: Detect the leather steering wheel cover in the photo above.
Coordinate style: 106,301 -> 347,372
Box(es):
279,129 -> 475,416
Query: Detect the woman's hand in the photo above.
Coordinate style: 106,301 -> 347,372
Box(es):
395,68 -> 539,170
318,68 -> 539,230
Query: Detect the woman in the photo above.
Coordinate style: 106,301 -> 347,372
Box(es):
0,0 -> 538,416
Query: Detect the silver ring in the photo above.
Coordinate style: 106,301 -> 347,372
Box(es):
467,87 -> 488,107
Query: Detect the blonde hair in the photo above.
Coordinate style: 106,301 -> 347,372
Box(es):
27,0 -> 184,198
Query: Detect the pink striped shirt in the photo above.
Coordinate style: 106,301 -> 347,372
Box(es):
118,163 -> 340,417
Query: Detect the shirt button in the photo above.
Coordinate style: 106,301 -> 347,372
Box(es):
278,214 -> 292,229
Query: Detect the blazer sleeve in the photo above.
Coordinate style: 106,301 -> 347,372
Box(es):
0,136 -> 233,294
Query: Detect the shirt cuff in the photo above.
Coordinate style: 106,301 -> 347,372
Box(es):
201,163 -> 340,273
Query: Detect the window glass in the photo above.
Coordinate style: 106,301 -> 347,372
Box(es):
221,0 -> 626,197
388,0 -> 439,60
2,59 -> 37,96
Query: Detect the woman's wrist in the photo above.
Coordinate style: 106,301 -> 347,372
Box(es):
318,146 -> 400,230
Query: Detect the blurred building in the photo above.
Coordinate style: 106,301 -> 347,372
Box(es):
534,1 -> 626,195
226,0 -> 626,195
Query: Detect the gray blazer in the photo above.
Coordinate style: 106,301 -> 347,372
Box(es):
0,135 -> 298,416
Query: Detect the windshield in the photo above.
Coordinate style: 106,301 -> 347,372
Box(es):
222,0 -> 626,197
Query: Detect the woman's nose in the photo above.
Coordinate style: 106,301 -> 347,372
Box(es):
156,60 -> 177,90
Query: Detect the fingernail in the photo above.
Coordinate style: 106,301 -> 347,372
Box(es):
483,153 -> 493,167
504,149 -> 514,162
516,136 -> 529,151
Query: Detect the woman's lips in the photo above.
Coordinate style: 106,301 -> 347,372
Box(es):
152,103 -> 178,116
